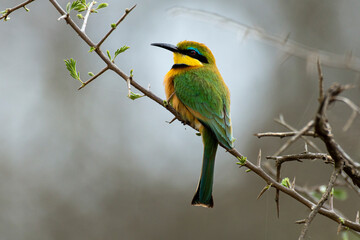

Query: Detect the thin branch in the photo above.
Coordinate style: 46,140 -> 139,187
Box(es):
275,116 -> 322,153
267,152 -> 334,165
335,96 -> 360,131
227,149 -> 360,232
96,4 -> 137,49
255,131 -> 316,138
49,0 -> 360,233
168,7 -> 360,73
0,0 -> 35,20
298,164 -> 343,240
80,0 -> 95,33
78,66 -> 109,90
273,120 -> 315,156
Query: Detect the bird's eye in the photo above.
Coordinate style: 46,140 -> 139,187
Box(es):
189,50 -> 197,56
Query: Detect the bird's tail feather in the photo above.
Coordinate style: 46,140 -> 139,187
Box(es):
191,127 -> 218,208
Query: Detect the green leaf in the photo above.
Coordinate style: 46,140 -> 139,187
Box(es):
72,0 -> 86,12
96,3 -> 108,10
310,191 -> 321,200
130,69 -> 134,78
88,72 -> 94,77
77,13 -> 84,19
64,58 -> 83,84
89,46 -> 96,52
113,46 -> 130,60
281,177 -> 291,188
333,188 -> 348,200
66,2 -> 71,13
106,50 -> 112,61
339,217 -> 345,224
23,5 -> 30,12
341,231 -> 349,240
236,156 -> 247,166
111,23 -> 116,29
128,92 -> 144,100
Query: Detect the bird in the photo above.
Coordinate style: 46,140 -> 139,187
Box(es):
151,41 -> 234,208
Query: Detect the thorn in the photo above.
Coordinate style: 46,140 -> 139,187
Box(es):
166,117 -> 177,124
356,211 -> 359,224
283,32 -> 291,44
257,149 -> 262,167
127,77 -> 131,97
256,183 -> 272,200
279,114 -> 284,123
304,142 -> 308,152
276,193 -> 280,218
295,219 -> 306,224
337,223 -> 342,235
291,177 -> 296,190
167,91 -> 175,103
148,83 -> 151,91
58,14 -> 67,21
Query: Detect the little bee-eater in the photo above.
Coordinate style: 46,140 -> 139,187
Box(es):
152,41 -> 234,208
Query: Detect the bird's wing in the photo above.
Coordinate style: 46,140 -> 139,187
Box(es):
174,69 -> 234,149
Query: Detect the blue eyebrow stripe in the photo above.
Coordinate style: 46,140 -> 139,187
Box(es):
187,47 -> 202,55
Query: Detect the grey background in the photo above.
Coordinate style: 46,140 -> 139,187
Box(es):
1,0 -> 360,239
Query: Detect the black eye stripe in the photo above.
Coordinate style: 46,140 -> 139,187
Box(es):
180,49 -> 209,64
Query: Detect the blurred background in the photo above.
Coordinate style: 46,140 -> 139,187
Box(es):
1,0 -> 360,239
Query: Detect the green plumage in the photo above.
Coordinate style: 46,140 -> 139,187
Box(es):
152,41 -> 234,208
174,67 -> 234,149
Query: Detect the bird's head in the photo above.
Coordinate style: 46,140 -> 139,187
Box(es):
151,41 -> 216,68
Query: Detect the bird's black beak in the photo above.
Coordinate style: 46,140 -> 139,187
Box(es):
151,43 -> 179,53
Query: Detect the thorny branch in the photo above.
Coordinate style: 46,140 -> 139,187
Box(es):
5,0 -> 360,236
298,162 -> 343,239
0,0 -> 35,20
260,72 -> 360,237
274,115 -> 321,153
266,152 -> 334,165
255,131 -> 316,138
314,84 -> 360,188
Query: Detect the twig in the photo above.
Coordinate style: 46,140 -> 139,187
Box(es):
275,116 -> 321,153
127,76 -> 131,97
49,0 -> 360,233
273,120 -> 315,156
96,4 -> 137,49
0,0 -> 35,20
80,0 -> 95,32
298,164 -> 343,240
257,149 -> 262,167
255,131 -> 316,138
78,66 -> 109,90
168,7 -> 360,73
334,96 -> 360,131
273,120 -> 322,218
267,152 -> 334,165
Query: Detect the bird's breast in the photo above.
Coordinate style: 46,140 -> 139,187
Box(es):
164,69 -> 202,131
